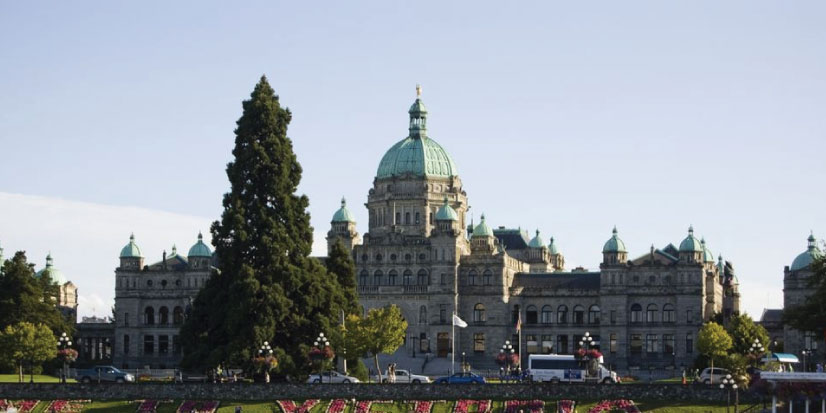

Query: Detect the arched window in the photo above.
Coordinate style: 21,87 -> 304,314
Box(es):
557,305 -> 568,323
359,270 -> 368,286
630,304 -> 642,323
647,304 -> 658,323
483,269 -> 493,285
159,306 -> 169,325
588,305 -> 601,324
473,303 -> 486,322
468,269 -> 477,285
374,270 -> 383,286
573,305 -> 585,325
417,269 -> 428,285
526,305 -> 538,324
173,307 -> 184,325
144,307 -> 155,325
541,305 -> 553,324
403,269 -> 412,285
419,305 -> 427,325
388,270 -> 398,286
663,304 -> 676,323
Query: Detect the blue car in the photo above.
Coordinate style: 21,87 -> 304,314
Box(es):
433,372 -> 486,384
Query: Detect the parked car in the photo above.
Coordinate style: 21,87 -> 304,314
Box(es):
433,372 -> 486,384
75,366 -> 135,383
372,369 -> 431,383
697,367 -> 730,384
306,370 -> 360,383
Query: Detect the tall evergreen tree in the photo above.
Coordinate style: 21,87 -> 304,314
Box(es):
325,240 -> 358,315
0,251 -> 73,335
180,76 -> 348,379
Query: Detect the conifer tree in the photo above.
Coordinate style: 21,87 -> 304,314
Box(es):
325,240 -> 358,315
181,76 -> 348,379
0,251 -> 73,335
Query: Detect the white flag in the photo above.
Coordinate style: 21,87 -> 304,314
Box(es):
452,313 -> 468,328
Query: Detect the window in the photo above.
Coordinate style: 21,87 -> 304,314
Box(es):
123,335 -> 130,355
388,270 -> 398,285
144,307 -> 155,325
124,312 -> 129,327
610,310 -> 616,324
557,305 -> 568,323
405,212 -> 410,225
474,333 -> 485,353
805,331 -> 818,350
375,254 -> 383,261
588,305 -> 601,324
512,305 -> 521,324
663,334 -> 675,354
646,334 -> 658,353
686,309 -> 693,324
143,335 -> 154,355
159,307 -> 169,325
526,305 -> 538,324
147,279 -> 153,287
630,334 -> 642,354
396,212 -> 401,224
541,306 -> 553,324
439,304 -> 447,324
419,306 -> 427,325
440,273 -> 446,285
541,335 -> 553,354
420,333 -> 429,353
630,304 -> 642,323
390,254 -> 397,261
468,270 -> 477,285
473,304 -> 486,322
573,305 -> 585,325
573,334 -> 583,350
159,335 -> 169,354
663,304 -> 675,323
374,270 -> 383,286
609,333 -> 617,354
483,269 -> 493,285
646,304 -> 658,323
556,335 -> 569,354
415,212 -> 420,224
403,270 -> 412,285
686,333 -> 694,354
173,335 -> 181,354
359,270 -> 368,285
526,335 -> 539,353
417,269 -> 428,285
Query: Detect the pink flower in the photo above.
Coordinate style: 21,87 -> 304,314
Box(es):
278,400 -> 320,413
326,400 -> 347,413
557,400 -> 576,413
504,400 -> 543,413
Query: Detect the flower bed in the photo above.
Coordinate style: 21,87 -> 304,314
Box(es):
411,400 -> 445,413
504,400 -> 543,413
277,400 -> 320,413
45,400 -> 89,413
453,400 -> 492,413
557,400 -> 575,413
177,400 -> 219,413
18,400 -> 40,413
354,400 -> 393,413
587,400 -> 640,413
325,400 -> 347,413
135,400 -> 169,413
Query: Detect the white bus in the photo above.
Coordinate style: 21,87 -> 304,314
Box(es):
527,354 -> 617,384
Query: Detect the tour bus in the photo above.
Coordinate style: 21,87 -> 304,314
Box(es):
527,354 -> 617,384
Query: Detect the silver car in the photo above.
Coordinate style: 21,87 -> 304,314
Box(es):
697,367 -> 730,384
306,370 -> 360,384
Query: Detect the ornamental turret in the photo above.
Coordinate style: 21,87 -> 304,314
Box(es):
602,226 -> 628,265
678,226 -> 703,264
327,197 -> 360,255
119,233 -> 144,270
187,232 -> 213,269
548,237 -> 565,271
470,214 -> 497,253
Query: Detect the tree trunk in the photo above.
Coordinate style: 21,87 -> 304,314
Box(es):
710,358 -> 714,385
18,362 -> 23,383
373,354 -> 382,383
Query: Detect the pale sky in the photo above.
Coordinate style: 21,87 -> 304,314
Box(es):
1,1 -> 824,319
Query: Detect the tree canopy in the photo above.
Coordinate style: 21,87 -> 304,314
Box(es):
0,251 -> 73,335
697,321 -> 733,383
325,240 -> 358,315
346,305 -> 407,382
725,313 -> 769,354
0,322 -> 57,382
180,76 -> 350,379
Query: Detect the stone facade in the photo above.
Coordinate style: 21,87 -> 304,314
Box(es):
329,90 -> 741,372
780,234 -> 823,368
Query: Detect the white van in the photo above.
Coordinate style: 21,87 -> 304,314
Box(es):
527,354 -> 617,384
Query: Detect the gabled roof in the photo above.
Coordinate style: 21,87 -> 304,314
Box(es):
629,248 -> 680,266
148,254 -> 189,271
760,309 -> 783,323
494,227 -> 530,250
661,243 -> 679,258
512,272 -> 600,290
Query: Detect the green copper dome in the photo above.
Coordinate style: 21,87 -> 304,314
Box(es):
120,233 -> 143,258
679,226 -> 703,252
188,232 -> 213,258
548,237 -> 560,254
376,88 -> 458,179
435,198 -> 458,221
528,230 -> 545,248
603,226 -> 627,253
791,233 -> 822,271
472,214 -> 494,237
701,237 -> 715,263
332,197 -> 356,223
36,253 -> 67,285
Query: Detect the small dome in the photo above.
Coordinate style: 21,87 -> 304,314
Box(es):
701,237 -> 715,263
36,253 -> 67,285
679,226 -> 703,252
472,214 -> 494,237
435,198 -> 458,221
528,230 -> 545,248
120,233 -> 143,258
602,226 -> 627,253
791,233 -> 822,271
548,237 -> 560,255
188,232 -> 213,258
332,198 -> 356,223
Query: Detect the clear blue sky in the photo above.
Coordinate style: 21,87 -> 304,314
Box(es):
1,1 -> 824,318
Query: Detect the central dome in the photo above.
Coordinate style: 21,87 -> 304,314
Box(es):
376,87 -> 458,179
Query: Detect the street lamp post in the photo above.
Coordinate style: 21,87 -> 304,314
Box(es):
314,333 -> 330,384
720,374 -> 739,413
58,332 -> 72,384
579,332 -> 594,380
802,349 -> 812,372
749,339 -> 764,369
499,341 -> 516,381
258,341 -> 273,383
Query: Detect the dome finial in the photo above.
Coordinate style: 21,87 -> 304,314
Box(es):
198,231 -> 203,241
341,197 -> 346,208
612,226 -> 618,236
46,252 -> 53,267
130,233 -> 135,242
808,232 -> 817,249
416,84 -> 422,98
688,225 -> 694,236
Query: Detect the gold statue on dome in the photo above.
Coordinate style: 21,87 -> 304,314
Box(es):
416,84 -> 422,97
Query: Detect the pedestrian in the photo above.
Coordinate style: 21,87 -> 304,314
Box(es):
817,363 -> 823,373
389,363 -> 396,383
235,406 -> 242,413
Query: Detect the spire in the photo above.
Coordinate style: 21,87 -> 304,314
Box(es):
46,252 -> 54,268
808,231 -> 817,250
198,231 -> 204,241
612,226 -> 618,236
341,197 -> 347,208
408,84 -> 428,139
688,225 -> 694,237
171,245 -> 177,256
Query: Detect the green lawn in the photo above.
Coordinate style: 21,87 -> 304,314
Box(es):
0,374 -> 76,383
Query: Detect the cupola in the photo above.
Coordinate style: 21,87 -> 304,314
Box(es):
471,214 -> 494,238
36,253 -> 68,285
679,226 -> 703,263
790,232 -> 822,271
548,237 -> 560,255
188,232 -> 213,258
435,197 -> 458,221
470,214 -> 496,253
602,227 -> 628,265
119,233 -> 144,270
332,198 -> 356,223
701,237 -> 715,263
528,230 -> 545,248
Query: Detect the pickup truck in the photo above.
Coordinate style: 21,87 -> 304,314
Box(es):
75,366 -> 135,383
372,369 -> 430,383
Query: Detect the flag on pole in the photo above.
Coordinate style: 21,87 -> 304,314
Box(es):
516,312 -> 522,332
452,313 -> 468,328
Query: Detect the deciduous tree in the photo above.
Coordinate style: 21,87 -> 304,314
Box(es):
697,321 -> 733,384
347,305 -> 407,382
0,322 -> 57,382
726,313 -> 769,355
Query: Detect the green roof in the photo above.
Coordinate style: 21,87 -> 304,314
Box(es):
602,227 -> 627,253
791,233 -> 822,271
548,237 -> 560,254
679,226 -> 703,252
472,214 -> 494,237
701,237 -> 715,262
120,233 -> 143,258
435,198 -> 458,221
188,232 -> 213,257
528,230 -> 545,248
332,197 -> 356,223
36,253 -> 67,285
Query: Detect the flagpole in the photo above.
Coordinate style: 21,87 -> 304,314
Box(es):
451,312 -> 456,375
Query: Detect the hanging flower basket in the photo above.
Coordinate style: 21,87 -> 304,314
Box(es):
308,346 -> 335,361
57,349 -> 78,363
253,355 -> 278,372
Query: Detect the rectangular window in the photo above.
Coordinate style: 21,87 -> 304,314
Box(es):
805,331 -> 818,350
663,334 -> 674,354
686,309 -> 693,324
610,310 -> 616,324
440,273 -> 446,285
123,335 -> 130,355
415,212 -> 420,224
557,335 -> 568,354
439,304 -> 447,324
173,335 -> 181,354
526,335 -> 539,353
474,333 -> 485,353
573,334 -> 582,350
124,312 -> 129,327
159,335 -> 169,354
395,212 -> 401,225
686,333 -> 694,354
630,334 -> 642,355
646,334 -> 658,353
609,333 -> 617,354
143,335 -> 154,355
541,335 -> 553,354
